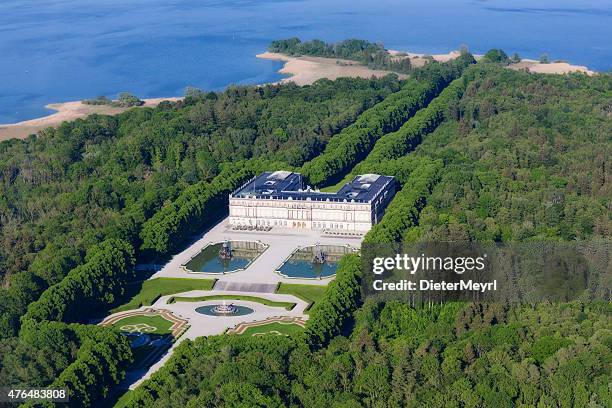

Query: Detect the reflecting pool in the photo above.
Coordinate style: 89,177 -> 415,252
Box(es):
277,245 -> 356,279
183,241 -> 266,273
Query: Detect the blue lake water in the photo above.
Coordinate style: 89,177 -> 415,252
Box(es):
0,0 -> 610,123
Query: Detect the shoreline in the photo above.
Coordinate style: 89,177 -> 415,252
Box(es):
0,97 -> 182,141
1,49 -> 597,142
255,51 -> 408,86
258,50 -> 596,83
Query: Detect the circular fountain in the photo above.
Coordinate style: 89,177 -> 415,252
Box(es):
211,302 -> 237,314
195,301 -> 254,317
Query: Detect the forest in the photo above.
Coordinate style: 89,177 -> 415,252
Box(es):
0,45 -> 609,407
121,300 -> 610,408
407,67 -> 610,243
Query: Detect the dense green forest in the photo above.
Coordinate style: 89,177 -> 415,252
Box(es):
2,320 -> 132,407
407,67 -> 610,242
302,52 -> 476,186
0,44 -> 609,407
122,301 -> 610,407
269,38 -> 414,73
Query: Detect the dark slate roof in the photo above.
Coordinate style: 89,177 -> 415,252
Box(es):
231,171 -> 395,203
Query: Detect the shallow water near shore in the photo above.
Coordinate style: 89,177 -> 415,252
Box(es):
0,0 -> 610,123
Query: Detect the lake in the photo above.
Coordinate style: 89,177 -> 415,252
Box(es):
0,0 -> 610,123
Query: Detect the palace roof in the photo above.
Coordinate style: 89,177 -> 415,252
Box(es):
231,171 -> 395,203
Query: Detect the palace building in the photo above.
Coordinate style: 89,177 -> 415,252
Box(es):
228,171 -> 396,234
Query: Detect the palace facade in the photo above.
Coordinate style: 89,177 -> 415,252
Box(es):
228,171 -> 396,234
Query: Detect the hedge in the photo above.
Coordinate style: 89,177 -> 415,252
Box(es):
353,76 -> 467,172
24,239 -> 135,323
364,159 -> 443,244
301,53 -> 475,187
304,254 -> 362,348
21,322 -> 133,408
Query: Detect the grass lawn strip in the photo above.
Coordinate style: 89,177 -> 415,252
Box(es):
112,277 -> 216,312
227,316 -> 306,336
319,174 -> 352,192
168,294 -> 296,311
276,283 -> 326,310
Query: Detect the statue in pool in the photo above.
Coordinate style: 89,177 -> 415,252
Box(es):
312,244 -> 327,264
219,240 -> 232,260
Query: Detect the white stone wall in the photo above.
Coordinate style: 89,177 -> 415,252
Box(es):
229,198 -> 373,232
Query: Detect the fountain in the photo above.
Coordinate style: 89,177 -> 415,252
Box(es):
210,300 -> 237,315
195,301 -> 254,316
312,243 -> 327,264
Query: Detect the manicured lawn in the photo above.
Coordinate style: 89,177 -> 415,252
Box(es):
276,283 -> 327,310
319,174 -> 352,192
112,277 -> 216,312
240,322 -> 304,337
112,314 -> 174,335
169,294 -> 295,310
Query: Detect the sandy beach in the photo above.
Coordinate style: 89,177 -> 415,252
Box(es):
389,49 -> 594,75
508,60 -> 594,75
0,97 -> 181,141
256,52 -> 408,86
